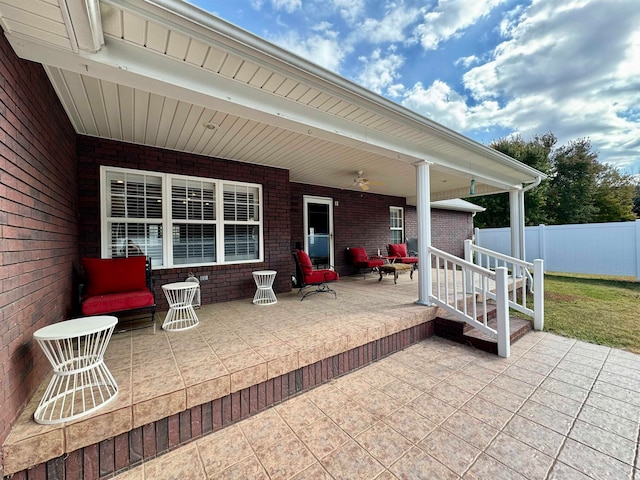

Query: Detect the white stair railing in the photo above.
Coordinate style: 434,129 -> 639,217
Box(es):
464,240 -> 544,331
429,246 -> 511,358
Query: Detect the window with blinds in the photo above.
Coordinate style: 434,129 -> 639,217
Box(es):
101,167 -> 262,268
390,206 -> 404,244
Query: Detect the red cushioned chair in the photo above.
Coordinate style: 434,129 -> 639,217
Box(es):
78,256 -> 156,331
387,243 -> 419,270
292,249 -> 339,300
347,247 -> 384,278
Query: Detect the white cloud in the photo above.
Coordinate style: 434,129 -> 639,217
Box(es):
331,0 -> 365,24
460,0 -> 640,170
271,0 -> 301,13
270,30 -> 348,72
356,48 -> 405,96
455,55 -> 479,68
402,80 -> 470,129
414,0 -> 506,50
350,3 -> 423,44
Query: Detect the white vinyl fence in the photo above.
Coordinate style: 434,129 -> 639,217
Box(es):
475,220 -> 640,280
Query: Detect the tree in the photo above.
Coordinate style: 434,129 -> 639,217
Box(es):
470,133 -> 554,228
471,134 -> 636,227
592,164 -> 636,222
633,184 -> 640,217
547,138 -> 600,224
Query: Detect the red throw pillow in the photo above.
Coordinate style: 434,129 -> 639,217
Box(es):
82,257 -> 147,296
296,249 -> 313,275
388,243 -> 408,257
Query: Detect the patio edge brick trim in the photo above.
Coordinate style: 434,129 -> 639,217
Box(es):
3,322 -> 434,480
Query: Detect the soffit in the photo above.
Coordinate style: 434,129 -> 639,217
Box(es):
0,0 -> 545,201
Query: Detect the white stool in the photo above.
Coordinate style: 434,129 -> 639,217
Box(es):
162,282 -> 199,331
252,270 -> 277,305
33,316 -> 118,424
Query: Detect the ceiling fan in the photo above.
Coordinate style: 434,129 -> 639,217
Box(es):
352,171 -> 380,191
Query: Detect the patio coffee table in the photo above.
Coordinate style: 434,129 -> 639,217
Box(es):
378,263 -> 413,284
33,316 -> 119,424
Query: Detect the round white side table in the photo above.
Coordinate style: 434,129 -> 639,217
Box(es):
33,316 -> 119,425
252,270 -> 278,305
162,282 -> 200,331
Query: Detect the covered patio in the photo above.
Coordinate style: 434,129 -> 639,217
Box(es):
0,1 -> 552,478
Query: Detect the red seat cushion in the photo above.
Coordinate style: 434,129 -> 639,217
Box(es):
82,257 -> 147,295
81,290 -> 155,316
388,243 -> 408,257
398,256 -> 418,264
306,270 -> 339,284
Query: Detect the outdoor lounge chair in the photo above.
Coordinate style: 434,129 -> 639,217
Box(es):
406,237 -> 418,257
347,247 -> 385,278
387,243 -> 419,270
293,249 -> 339,300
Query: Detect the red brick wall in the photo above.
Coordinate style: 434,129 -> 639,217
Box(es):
431,209 -> 475,257
290,187 -> 473,276
0,33 -> 78,456
76,137 -> 292,308
290,184 -> 413,275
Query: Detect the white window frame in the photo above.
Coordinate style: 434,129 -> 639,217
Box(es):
100,166 -> 264,268
390,206 -> 404,244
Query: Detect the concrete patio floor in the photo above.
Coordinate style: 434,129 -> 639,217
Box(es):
111,331 -> 640,479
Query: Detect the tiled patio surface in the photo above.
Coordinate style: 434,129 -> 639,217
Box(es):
111,331 -> 640,480
3,271 -> 433,475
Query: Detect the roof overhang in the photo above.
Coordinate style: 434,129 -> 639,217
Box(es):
0,0 -> 546,201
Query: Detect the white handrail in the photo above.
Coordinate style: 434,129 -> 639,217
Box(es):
464,240 -> 544,331
430,243 -> 545,358
429,246 -> 511,357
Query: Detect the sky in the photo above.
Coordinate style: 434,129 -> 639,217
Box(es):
189,0 -> 640,174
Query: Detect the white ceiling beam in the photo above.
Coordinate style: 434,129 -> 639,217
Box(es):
62,0 -> 104,52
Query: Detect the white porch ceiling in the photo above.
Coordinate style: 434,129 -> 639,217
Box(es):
0,0 -> 545,203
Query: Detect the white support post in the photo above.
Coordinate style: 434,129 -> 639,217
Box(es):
464,239 -> 474,293
518,190 -> 526,262
415,161 -> 432,306
509,190 -> 521,278
533,259 -> 544,331
495,266 -> 510,358
509,191 -> 520,259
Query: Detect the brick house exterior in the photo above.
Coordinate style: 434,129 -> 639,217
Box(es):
0,31 -> 481,467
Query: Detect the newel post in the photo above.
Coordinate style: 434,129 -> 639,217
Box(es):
533,259 -> 544,331
495,266 -> 510,358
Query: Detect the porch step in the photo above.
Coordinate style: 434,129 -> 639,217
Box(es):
434,306 -> 532,355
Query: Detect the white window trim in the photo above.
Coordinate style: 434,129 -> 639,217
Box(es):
100,166 -> 264,268
390,206 -> 404,243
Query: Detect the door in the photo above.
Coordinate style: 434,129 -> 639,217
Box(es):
303,196 -> 334,268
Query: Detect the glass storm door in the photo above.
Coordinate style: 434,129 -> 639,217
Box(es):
303,196 -> 334,268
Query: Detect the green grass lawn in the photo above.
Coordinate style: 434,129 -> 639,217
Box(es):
539,272 -> 640,353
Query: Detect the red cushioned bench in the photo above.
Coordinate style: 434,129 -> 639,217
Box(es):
78,256 -> 156,331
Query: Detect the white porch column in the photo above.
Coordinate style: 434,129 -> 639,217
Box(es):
518,190 -> 526,261
415,161 -> 432,306
509,190 -> 520,260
